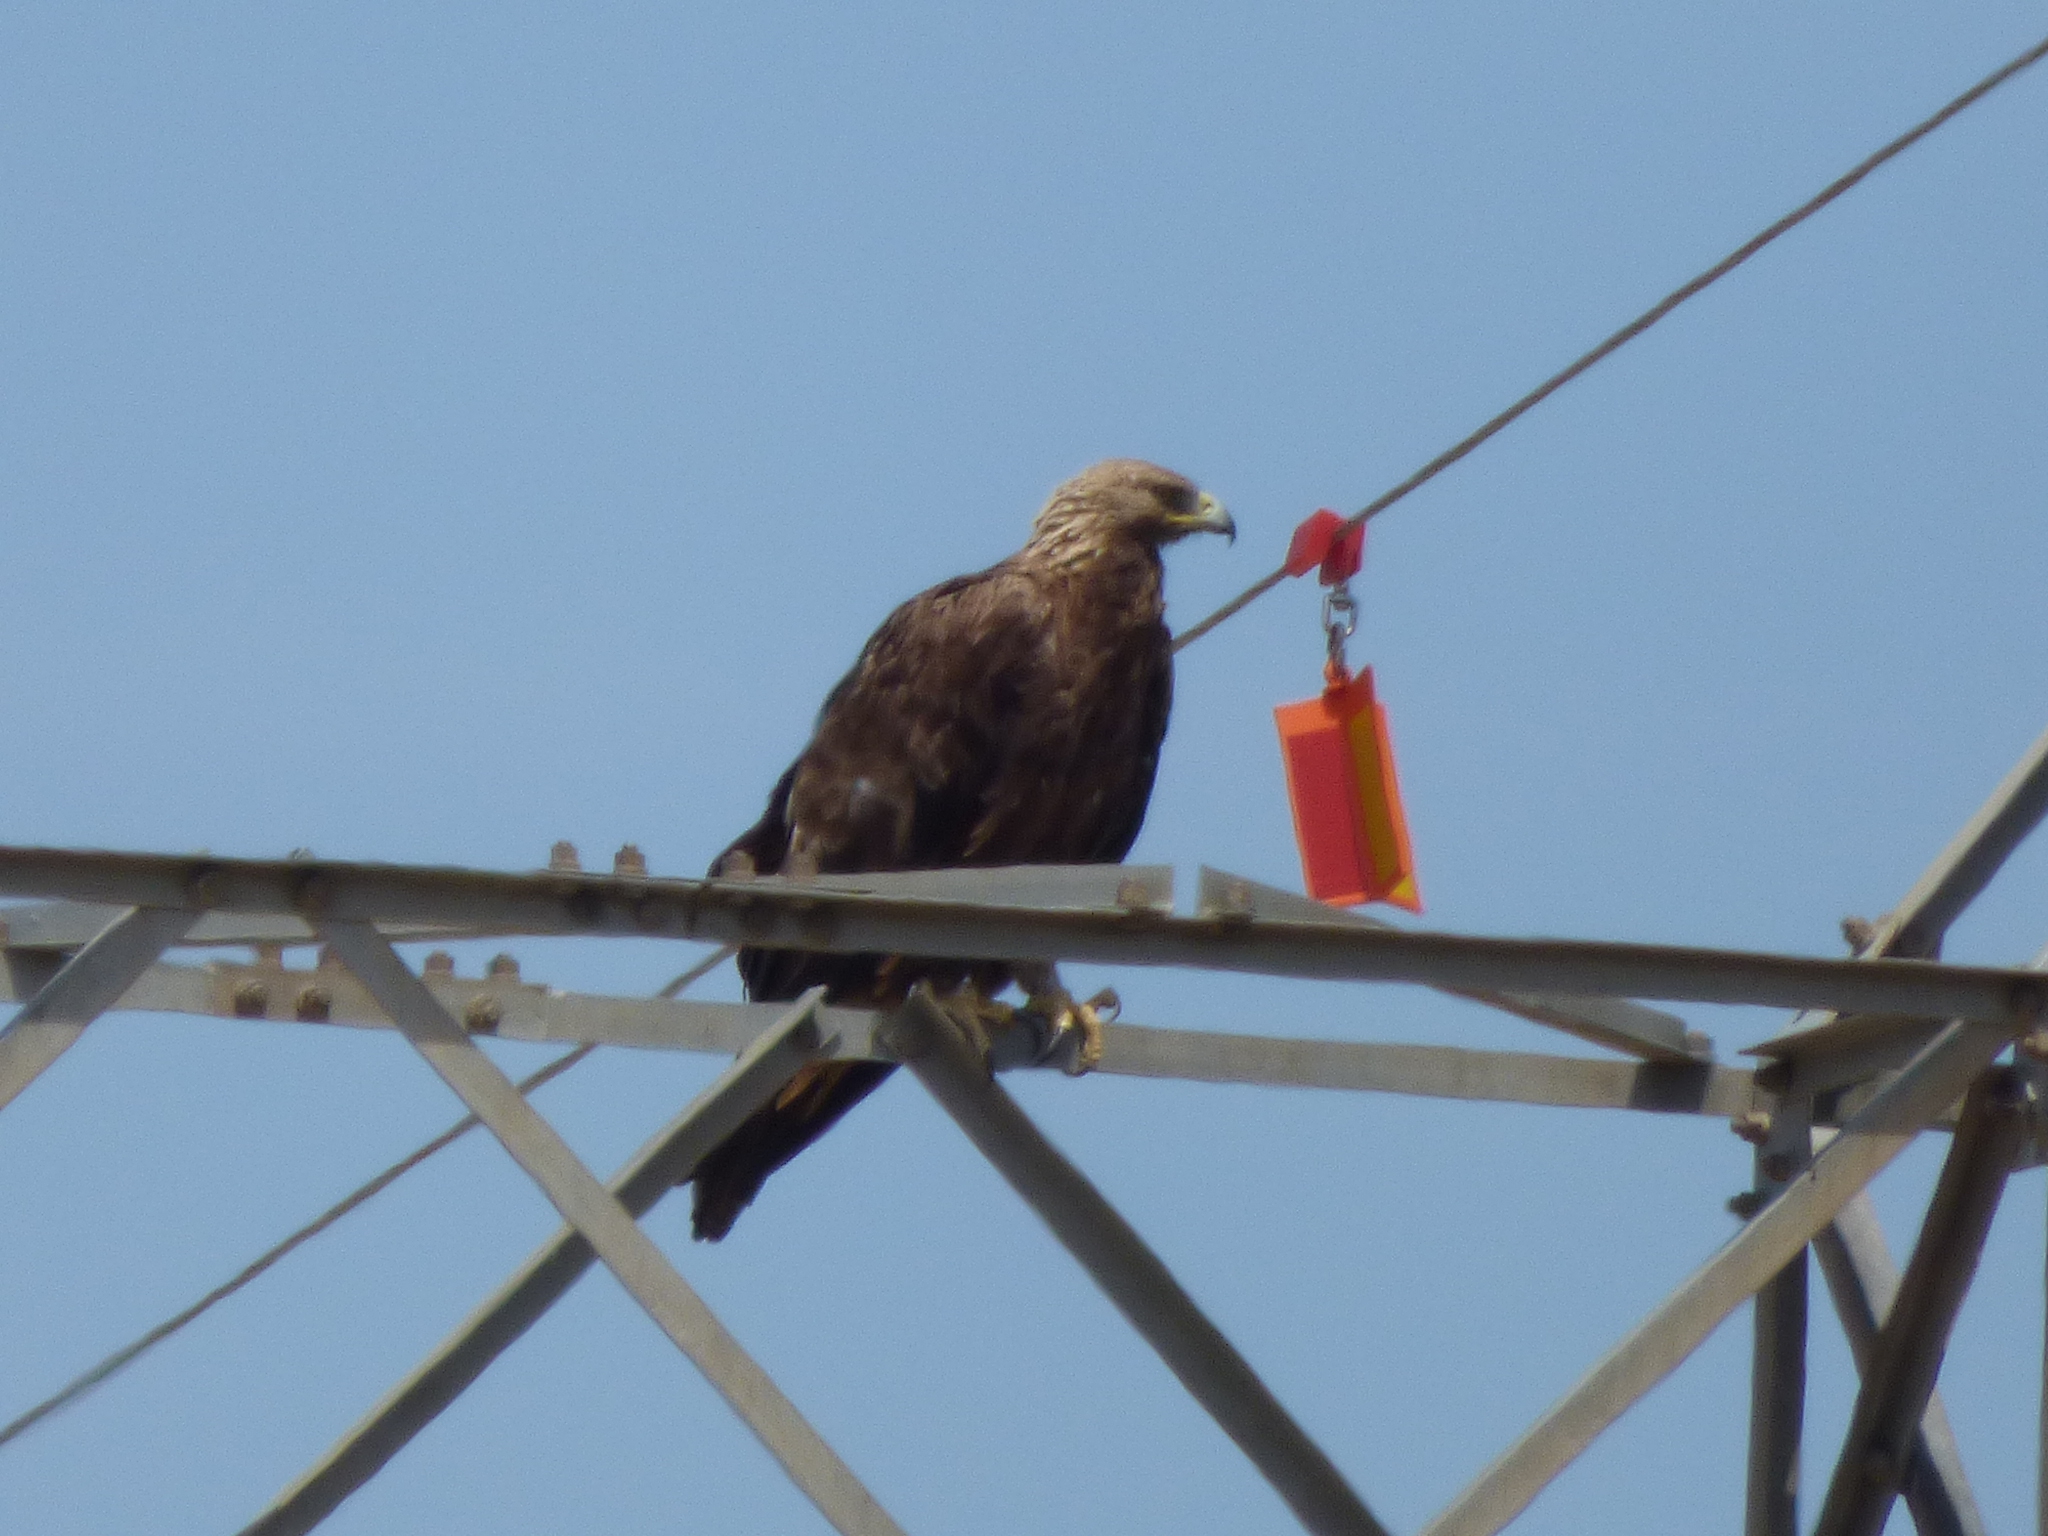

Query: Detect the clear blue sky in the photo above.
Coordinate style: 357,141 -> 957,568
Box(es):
4,5 -> 2047,1533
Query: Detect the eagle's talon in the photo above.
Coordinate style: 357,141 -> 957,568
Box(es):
1063,997 -> 1108,1076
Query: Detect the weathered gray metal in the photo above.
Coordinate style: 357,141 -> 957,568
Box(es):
240,990 -> 828,1536
2,845 -> 2045,1026
891,987 -> 1390,1536
1754,719 -> 2048,1061
0,865 -> 1173,951
0,906 -> 196,1113
1419,1016 -> 2014,1536
1814,1192 -> 1986,1536
2,947 -> 1765,1120
317,921 -> 906,1536
1812,1071 -> 2029,1536
1745,1098 -> 1814,1536
1196,868 -> 1704,1061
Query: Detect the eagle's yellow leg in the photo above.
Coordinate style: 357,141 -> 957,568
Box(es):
940,984 -> 1020,1074
1011,962 -> 1118,1076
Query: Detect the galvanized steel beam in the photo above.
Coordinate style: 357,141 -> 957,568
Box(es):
0,950 -> 1766,1118
317,921 -> 905,1536
0,865 -> 1173,951
2,845 -> 2045,1026
890,988 -> 1388,1536
0,906 -> 196,1113
1419,1016 -> 2013,1536
240,992 -> 828,1536
1196,869 -> 1703,1061
1745,1101 -> 1813,1536
1812,1070 -> 2028,1536
1756,719 -> 2048,1059
1814,1193 -> 1986,1536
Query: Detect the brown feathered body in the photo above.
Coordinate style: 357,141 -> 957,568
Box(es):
690,460 -> 1227,1240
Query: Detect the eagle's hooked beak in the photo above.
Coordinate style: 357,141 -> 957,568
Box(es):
1173,490 -> 1236,544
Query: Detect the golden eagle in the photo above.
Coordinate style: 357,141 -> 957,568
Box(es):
690,460 -> 1234,1240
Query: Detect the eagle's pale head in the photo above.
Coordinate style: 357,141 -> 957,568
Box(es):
1028,459 -> 1235,559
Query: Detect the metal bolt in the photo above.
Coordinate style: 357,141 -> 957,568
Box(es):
1116,876 -> 1154,911
1760,1151 -> 1800,1184
486,953 -> 520,980
291,871 -> 333,915
548,840 -> 582,873
1725,1190 -> 1767,1220
423,950 -> 455,978
464,995 -> 504,1032
1683,1030 -> 1714,1057
1840,915 -> 1877,954
1730,1110 -> 1772,1146
295,986 -> 332,1022
1751,1060 -> 1793,1094
2019,1028 -> 2048,1062
231,980 -> 270,1019
254,943 -> 285,968
614,844 -> 648,878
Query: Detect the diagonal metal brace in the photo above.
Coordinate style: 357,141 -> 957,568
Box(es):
1812,1069 -> 2028,1536
1814,1194 -> 1986,1536
317,921 -> 906,1536
1420,1015 -> 2016,1536
0,905 -> 196,1113
240,990 -> 829,1536
889,987 -> 1389,1536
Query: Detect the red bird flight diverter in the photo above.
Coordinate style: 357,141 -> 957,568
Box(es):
1272,510 -> 1421,913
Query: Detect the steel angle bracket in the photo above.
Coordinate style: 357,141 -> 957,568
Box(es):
1196,868 -> 1706,1063
706,861 -> 1174,914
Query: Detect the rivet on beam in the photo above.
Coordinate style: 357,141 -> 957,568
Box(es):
614,844 -> 648,878
187,864 -> 226,908
548,841 -> 582,873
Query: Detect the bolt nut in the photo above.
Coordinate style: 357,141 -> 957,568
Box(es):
291,870 -> 333,915
423,951 -> 455,978
295,986 -> 332,1022
548,840 -> 582,873
231,980 -> 270,1018
614,844 -> 648,878
1730,1110 -> 1773,1146
2019,1028 -> 2048,1062
486,953 -> 520,980
464,995 -> 504,1032
187,867 -> 226,908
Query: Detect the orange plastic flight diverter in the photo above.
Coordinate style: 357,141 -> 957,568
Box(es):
1273,667 -> 1421,912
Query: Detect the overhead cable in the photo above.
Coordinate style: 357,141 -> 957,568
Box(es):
1171,30 -> 2048,655
0,942 -> 737,1452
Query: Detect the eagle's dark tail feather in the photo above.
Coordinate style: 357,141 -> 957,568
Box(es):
689,1059 -> 897,1241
